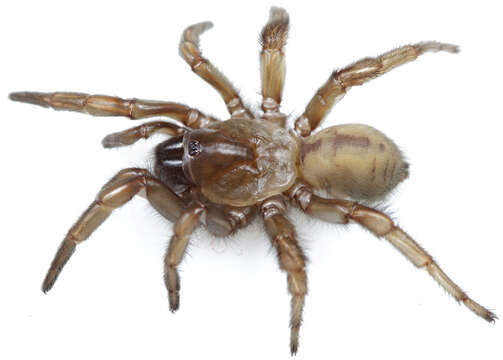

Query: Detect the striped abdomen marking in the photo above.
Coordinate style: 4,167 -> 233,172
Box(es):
300,124 -> 408,201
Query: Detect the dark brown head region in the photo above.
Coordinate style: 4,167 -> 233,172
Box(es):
155,135 -> 192,193
182,128 -> 256,186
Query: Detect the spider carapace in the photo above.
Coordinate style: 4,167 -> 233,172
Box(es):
9,7 -> 495,355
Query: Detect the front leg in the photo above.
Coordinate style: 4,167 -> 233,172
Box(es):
180,22 -> 253,119
42,168 -> 185,293
9,91 -> 218,128
102,121 -> 186,148
259,7 -> 289,126
261,196 -> 307,355
288,184 -> 496,323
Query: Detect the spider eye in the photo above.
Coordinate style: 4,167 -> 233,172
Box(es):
188,140 -> 201,156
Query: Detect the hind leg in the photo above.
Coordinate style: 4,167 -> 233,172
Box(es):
288,184 -> 496,322
294,42 -> 458,136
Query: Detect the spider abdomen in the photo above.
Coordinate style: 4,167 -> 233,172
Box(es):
300,124 -> 409,201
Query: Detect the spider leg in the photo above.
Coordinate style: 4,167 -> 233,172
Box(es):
261,196 -> 307,355
204,204 -> 257,237
294,42 -> 459,136
164,203 -> 204,312
288,184 -> 497,323
163,203 -> 257,311
102,121 -> 186,148
259,7 -> 289,127
180,22 -> 253,119
9,91 -> 218,128
42,168 -> 185,293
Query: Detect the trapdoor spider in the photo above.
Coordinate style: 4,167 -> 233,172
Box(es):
9,7 -> 496,355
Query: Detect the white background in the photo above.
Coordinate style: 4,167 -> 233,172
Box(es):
1,1 -> 502,359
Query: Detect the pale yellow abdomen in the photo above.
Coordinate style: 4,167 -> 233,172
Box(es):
300,124 -> 408,201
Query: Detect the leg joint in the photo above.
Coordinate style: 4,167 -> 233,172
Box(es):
286,181 -> 312,211
97,169 -> 152,207
127,98 -> 137,119
275,236 -> 306,273
260,196 -> 287,219
65,233 -> 81,244
93,198 -> 109,209
349,204 -> 396,236
294,115 -> 311,137
187,109 -> 201,127
419,257 -> 434,269
262,97 -> 280,113
287,271 -> 308,295
191,57 -> 208,71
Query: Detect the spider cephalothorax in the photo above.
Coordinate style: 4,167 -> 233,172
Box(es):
9,7 -> 495,356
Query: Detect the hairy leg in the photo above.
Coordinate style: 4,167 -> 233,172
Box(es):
42,168 -> 185,293
102,121 -> 186,148
294,42 -> 459,136
159,196 -> 256,311
164,203 -> 204,312
260,7 -> 289,126
180,22 -> 253,119
204,204 -> 257,237
261,196 -> 307,355
288,184 -> 496,322
9,91 -> 218,128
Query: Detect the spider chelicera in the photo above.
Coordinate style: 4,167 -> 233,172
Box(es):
9,6 -> 496,355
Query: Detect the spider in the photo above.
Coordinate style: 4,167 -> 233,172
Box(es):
9,7 -> 496,355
